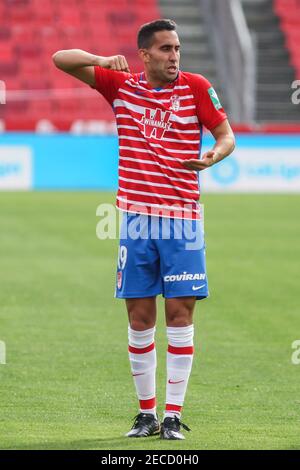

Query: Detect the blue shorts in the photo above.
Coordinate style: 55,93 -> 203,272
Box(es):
115,213 -> 209,300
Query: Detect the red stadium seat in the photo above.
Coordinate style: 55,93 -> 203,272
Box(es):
57,9 -> 82,27
0,62 -> 19,77
50,73 -> 78,89
81,0 -> 109,8
20,58 -> 46,77
5,0 -> 30,5
30,0 -> 53,7
34,11 -> 54,25
0,43 -> 14,61
56,0 -> 79,8
107,10 -> 138,26
29,100 -> 53,118
8,6 -> 34,23
11,24 -> 40,43
15,43 -> 42,59
0,26 -> 11,41
43,40 -> 66,57
21,78 -> 52,91
5,100 -> 29,115
4,76 -> 21,90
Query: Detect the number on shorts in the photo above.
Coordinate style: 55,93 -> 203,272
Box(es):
118,245 -> 127,270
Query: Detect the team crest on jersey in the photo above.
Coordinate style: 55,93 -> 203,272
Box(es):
117,271 -> 122,289
140,108 -> 172,140
169,94 -> 180,112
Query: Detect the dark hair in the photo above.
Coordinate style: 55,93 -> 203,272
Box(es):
137,19 -> 177,49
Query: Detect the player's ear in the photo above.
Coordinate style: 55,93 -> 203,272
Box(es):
138,48 -> 150,63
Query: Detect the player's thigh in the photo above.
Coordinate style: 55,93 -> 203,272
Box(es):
115,213 -> 162,299
158,218 -> 209,300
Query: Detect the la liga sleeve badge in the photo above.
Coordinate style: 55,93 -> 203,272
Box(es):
208,87 -> 222,110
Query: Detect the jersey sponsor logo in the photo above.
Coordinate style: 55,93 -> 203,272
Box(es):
169,94 -> 180,112
140,107 -> 172,139
164,272 -> 206,282
208,87 -> 222,110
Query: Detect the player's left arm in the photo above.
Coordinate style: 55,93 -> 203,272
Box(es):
182,119 -> 235,171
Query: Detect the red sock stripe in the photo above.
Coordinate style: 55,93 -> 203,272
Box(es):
167,345 -> 194,355
128,342 -> 155,354
166,404 -> 182,413
140,397 -> 156,410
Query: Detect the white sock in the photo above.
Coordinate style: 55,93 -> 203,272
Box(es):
164,324 -> 194,419
128,326 -> 157,416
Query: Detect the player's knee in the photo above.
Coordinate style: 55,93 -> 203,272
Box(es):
129,317 -> 154,331
167,316 -> 191,327
126,298 -> 156,331
166,298 -> 195,327
128,308 -> 155,331
166,309 -> 192,327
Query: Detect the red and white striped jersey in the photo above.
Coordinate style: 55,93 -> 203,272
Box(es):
93,67 -> 227,220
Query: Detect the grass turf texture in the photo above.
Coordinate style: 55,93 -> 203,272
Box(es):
0,192 -> 299,450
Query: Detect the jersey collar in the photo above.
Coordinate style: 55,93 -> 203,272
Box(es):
140,71 -> 180,91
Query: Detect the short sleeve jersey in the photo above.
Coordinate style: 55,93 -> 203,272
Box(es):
93,67 -> 227,219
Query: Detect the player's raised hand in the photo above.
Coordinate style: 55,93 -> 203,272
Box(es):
99,55 -> 130,73
182,150 -> 220,171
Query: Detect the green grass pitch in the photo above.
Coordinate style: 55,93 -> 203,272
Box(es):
0,192 -> 299,450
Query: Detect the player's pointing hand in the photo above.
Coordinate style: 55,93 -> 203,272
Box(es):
182,150 -> 220,171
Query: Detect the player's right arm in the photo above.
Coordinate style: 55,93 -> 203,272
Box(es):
52,49 -> 130,86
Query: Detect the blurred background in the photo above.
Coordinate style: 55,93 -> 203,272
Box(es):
0,0 -> 299,191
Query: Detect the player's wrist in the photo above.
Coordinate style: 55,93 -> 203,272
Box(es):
95,56 -> 109,68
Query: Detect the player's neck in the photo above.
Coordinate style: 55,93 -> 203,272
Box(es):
144,70 -> 173,89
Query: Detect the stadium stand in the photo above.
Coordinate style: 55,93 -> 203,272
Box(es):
274,0 -> 300,79
241,0 -> 300,122
0,0 -> 299,130
0,0 -> 161,131
159,0 -> 228,111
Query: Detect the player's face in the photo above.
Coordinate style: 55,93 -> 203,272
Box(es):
141,30 -> 180,83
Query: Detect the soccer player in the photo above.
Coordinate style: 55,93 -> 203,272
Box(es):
53,19 -> 235,440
